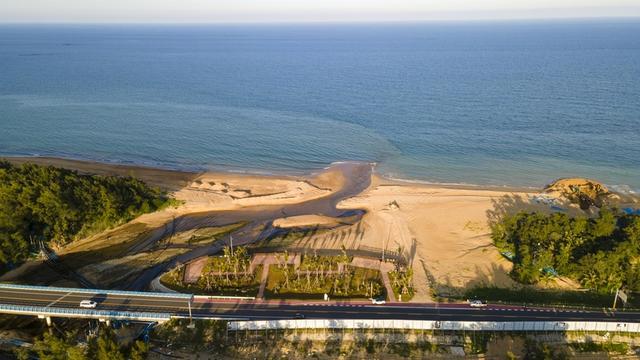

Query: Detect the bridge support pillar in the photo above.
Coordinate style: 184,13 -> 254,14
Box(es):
37,315 -> 52,326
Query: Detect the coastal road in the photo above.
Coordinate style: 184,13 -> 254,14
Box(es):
0,287 -> 636,323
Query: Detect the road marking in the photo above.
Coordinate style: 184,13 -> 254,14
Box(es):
46,292 -> 72,308
0,294 -> 190,311
0,289 -> 190,304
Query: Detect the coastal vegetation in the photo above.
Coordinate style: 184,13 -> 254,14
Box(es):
15,326 -> 148,360
492,207 -> 640,293
0,161 -> 173,271
465,287 -> 640,309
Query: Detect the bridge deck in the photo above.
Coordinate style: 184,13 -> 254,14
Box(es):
1,284 -> 640,325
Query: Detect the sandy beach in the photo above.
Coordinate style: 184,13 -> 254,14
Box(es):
2,156 -> 589,296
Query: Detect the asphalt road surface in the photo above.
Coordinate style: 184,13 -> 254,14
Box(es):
0,287 -> 637,323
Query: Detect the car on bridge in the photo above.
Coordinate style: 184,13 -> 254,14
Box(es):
79,300 -> 98,309
371,297 -> 386,305
468,299 -> 487,308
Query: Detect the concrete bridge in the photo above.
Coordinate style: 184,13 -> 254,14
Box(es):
3,282 -> 640,332
0,283 -> 194,325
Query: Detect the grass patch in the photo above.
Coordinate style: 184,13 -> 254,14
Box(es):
160,264 -> 262,297
171,222 -> 247,246
251,228 -> 328,249
464,287 -> 640,309
571,342 -> 629,354
388,269 -> 414,302
264,265 -> 384,300
187,222 -> 247,245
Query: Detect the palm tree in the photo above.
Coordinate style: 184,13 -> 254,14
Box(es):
285,267 -> 291,289
339,245 -> 350,274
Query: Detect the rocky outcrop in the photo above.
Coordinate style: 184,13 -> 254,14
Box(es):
544,178 -> 614,210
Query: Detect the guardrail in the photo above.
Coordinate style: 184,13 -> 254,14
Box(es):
194,295 -> 255,301
228,319 -> 640,333
0,283 -> 193,300
0,303 -> 171,322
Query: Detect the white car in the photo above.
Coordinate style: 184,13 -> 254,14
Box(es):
79,300 -> 98,309
468,300 -> 487,308
371,298 -> 386,305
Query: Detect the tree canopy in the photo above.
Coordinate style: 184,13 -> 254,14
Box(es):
15,326 -> 147,360
0,161 -> 171,270
493,208 -> 640,293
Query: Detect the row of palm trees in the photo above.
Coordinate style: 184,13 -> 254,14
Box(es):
200,246 -> 254,290
390,266 -> 414,298
271,248 -> 383,297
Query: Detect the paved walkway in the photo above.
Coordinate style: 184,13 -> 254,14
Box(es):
350,256 -> 396,301
183,257 -> 208,283
256,265 -> 270,299
380,270 -> 396,302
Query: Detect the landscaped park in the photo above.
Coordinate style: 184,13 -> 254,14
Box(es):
160,246 -> 415,301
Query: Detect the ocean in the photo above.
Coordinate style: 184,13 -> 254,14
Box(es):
0,20 -> 639,191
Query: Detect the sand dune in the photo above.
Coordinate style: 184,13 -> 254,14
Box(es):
173,172 -> 332,213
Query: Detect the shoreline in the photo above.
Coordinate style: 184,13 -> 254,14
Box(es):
0,154 -> 608,296
2,155 -> 543,194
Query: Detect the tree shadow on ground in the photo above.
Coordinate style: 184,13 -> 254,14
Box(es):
486,194 -> 540,230
432,262 -> 517,299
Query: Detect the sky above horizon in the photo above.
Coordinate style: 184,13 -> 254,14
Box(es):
1,0 -> 639,23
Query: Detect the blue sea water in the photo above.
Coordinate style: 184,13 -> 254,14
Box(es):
0,21 -> 639,190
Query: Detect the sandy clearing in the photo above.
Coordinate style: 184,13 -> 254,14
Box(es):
336,176 -> 580,298
173,172 -> 332,213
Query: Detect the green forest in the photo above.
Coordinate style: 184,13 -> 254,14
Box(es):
15,326 -> 148,360
0,161 -> 172,270
493,208 -> 640,293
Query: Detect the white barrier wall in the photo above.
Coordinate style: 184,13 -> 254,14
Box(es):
0,303 -> 171,322
228,319 -> 640,333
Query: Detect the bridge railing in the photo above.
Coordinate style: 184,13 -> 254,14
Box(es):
0,283 -> 193,300
228,319 -> 640,333
0,303 -> 171,322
